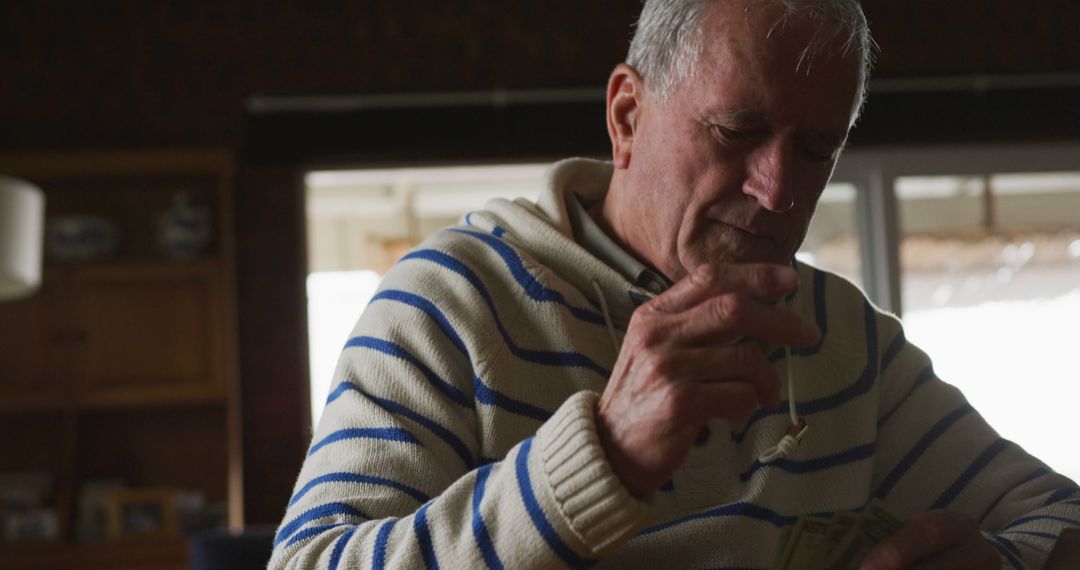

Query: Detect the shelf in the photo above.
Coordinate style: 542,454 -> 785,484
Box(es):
0,148 -> 243,565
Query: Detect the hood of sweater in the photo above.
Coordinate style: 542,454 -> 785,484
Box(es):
470,158 -> 657,331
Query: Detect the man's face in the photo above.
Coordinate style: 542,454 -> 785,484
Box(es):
617,3 -> 863,282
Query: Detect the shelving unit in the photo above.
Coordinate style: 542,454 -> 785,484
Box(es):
0,149 -> 242,569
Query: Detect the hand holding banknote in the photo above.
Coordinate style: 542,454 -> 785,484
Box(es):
775,501 -> 1000,570
859,509 -> 1000,569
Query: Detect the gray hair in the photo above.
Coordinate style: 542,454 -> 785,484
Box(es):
626,0 -> 875,108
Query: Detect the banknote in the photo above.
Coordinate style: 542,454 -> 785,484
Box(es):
822,499 -> 905,570
774,501 -> 904,570
775,516 -> 832,570
824,511 -> 859,556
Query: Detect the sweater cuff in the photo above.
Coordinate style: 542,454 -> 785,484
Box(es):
535,390 -> 653,556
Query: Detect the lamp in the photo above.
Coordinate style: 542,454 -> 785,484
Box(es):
0,175 -> 45,301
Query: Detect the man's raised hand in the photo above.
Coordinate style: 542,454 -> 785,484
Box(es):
595,263 -> 821,497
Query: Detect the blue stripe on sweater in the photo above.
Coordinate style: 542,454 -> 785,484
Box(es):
447,228 -> 607,325
415,502 -> 439,570
329,527 -> 358,570
472,464 -> 504,570
877,366 -> 936,427
326,379 -> 356,404
344,336 -> 472,408
373,519 -> 396,570
275,502 -> 369,546
880,331 -> 906,373
372,290 -> 470,355
474,378 -> 553,422
1003,514 -> 1080,531
739,441 -> 875,482
284,523 -> 350,548
325,382 -> 474,468
874,404 -> 974,499
330,349 -> 552,425
515,438 -> 594,568
736,298 -> 877,443
371,288 -> 609,378
464,212 -> 506,237
1045,485 -> 1079,506
931,438 -> 1011,509
289,472 -> 430,508
988,535 -> 1024,570
640,502 -> 796,537
308,427 -> 421,457
979,467 -> 1049,523
791,268 -> 829,357
362,388 -> 475,468
1007,530 -> 1059,541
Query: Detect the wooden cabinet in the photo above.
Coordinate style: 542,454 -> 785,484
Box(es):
0,149 -> 241,569
0,276 -> 66,409
70,261 -> 228,406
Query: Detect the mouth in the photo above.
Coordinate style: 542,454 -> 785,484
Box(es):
716,219 -> 779,243
724,221 -> 771,239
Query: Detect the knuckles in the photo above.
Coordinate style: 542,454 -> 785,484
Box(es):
628,316 -> 669,349
709,292 -> 748,326
635,350 -> 682,384
690,263 -> 720,290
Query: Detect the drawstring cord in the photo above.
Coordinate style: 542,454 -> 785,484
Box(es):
758,299 -> 809,464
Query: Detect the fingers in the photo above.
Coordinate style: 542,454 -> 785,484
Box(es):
860,510 -> 996,570
635,262 -> 819,349
672,292 -> 821,348
649,262 -> 799,315
673,343 -> 783,411
626,343 -> 782,426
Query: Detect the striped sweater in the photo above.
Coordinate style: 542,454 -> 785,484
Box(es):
271,159 -> 1080,569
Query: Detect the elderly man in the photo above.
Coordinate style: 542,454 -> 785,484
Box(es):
271,1 -> 1080,568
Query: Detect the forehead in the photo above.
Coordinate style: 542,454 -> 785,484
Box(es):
686,1 -> 864,130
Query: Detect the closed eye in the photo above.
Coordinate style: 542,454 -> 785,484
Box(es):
800,145 -> 838,163
797,133 -> 847,164
710,124 -> 766,145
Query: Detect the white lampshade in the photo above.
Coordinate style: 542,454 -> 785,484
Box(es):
0,175 -> 45,301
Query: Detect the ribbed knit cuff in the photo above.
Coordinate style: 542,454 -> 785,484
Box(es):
535,390 -> 653,556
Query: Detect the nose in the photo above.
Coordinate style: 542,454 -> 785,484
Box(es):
742,140 -> 797,213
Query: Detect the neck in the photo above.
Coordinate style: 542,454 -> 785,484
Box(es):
590,171 -> 670,282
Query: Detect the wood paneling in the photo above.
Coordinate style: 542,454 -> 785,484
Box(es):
3,1 -> 1078,148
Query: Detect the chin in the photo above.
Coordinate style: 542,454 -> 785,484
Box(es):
702,243 -> 784,266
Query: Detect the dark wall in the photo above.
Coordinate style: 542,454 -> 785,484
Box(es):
5,1 -> 1079,526
4,1 -> 1079,149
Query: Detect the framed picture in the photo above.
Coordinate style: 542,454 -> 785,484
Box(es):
104,489 -> 179,540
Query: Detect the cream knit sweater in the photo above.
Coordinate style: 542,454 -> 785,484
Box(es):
270,159 -> 1080,569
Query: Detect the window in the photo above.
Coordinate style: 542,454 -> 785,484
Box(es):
304,164 -> 546,426
897,172 -> 1080,481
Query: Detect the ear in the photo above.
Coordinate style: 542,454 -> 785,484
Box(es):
606,63 -> 644,170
